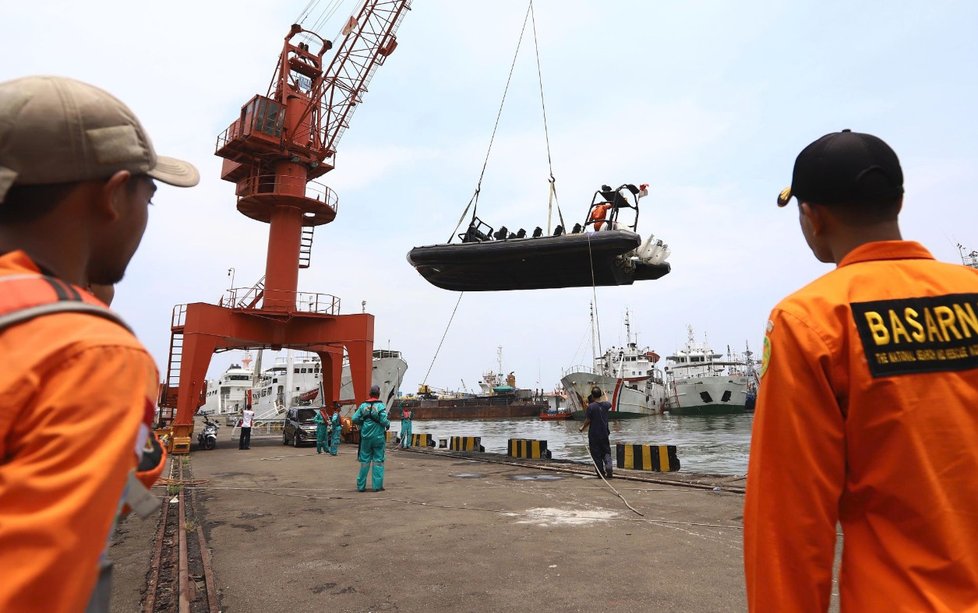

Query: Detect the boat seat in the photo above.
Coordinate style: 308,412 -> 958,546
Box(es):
553,225 -> 564,236
532,227 -> 543,238
572,223 -> 583,234
459,217 -> 493,243
515,228 -> 526,239
492,226 -> 509,240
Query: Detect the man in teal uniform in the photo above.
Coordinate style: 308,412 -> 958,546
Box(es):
399,404 -> 413,449
328,403 -> 342,456
313,407 -> 329,454
352,385 -> 389,491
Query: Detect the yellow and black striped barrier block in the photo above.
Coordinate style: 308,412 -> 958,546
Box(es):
507,438 -> 551,460
412,433 -> 436,448
449,436 -> 485,452
615,443 -> 680,472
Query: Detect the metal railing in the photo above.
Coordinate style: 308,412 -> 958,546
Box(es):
219,287 -> 340,314
237,174 -> 338,212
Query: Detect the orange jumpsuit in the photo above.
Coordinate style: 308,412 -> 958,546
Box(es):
591,203 -> 611,231
744,241 -> 978,612
0,251 -> 159,613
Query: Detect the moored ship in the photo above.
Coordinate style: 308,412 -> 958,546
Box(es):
662,327 -> 756,415
561,312 -> 667,419
203,349 -> 408,422
392,349 -> 546,419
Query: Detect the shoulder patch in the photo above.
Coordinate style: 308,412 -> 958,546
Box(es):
851,293 -> 978,377
760,335 -> 772,378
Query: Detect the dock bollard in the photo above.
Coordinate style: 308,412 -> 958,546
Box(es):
449,436 -> 485,452
507,438 -> 551,460
615,443 -> 680,472
411,433 -> 436,448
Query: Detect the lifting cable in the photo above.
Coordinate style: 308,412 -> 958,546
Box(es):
296,0 -> 350,36
585,234 -> 603,355
528,0 -> 565,234
448,0 -> 550,243
419,292 -> 464,389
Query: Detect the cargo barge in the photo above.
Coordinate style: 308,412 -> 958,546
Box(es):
390,359 -> 546,419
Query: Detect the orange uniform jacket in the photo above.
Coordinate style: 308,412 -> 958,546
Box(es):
0,251 -> 159,613
744,241 -> 978,612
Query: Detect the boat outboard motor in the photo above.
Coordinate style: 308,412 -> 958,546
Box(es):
197,416 -> 219,450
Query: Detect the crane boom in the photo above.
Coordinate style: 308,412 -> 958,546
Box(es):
316,0 -> 410,159
212,0 -> 410,308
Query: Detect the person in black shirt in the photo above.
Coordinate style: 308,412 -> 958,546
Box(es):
579,386 -> 613,479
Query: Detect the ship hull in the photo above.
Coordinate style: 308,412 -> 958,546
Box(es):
664,377 -> 749,415
391,396 -> 545,420
560,371 -> 666,419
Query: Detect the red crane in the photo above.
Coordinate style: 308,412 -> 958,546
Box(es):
160,0 -> 411,453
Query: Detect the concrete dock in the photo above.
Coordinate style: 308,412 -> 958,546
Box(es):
110,436 -> 750,612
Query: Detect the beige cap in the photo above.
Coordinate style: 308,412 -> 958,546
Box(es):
0,75 -> 199,203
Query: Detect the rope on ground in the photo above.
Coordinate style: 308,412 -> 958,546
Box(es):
420,292 -> 464,388
578,431 -> 643,517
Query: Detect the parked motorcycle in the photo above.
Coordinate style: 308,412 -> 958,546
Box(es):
198,416 -> 219,450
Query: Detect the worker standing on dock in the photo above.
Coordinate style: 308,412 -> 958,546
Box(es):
745,130 -> 978,611
0,76 -> 198,612
579,387 -> 613,479
314,407 -> 330,454
328,404 -> 342,455
239,406 -> 255,450
399,403 -> 413,449
353,385 -> 390,491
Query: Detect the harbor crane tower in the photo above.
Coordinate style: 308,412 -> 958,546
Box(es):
159,0 -> 411,453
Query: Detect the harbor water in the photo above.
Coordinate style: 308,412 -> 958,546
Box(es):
393,413 -> 753,475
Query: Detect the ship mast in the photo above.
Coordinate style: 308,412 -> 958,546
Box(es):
958,244 -> 978,270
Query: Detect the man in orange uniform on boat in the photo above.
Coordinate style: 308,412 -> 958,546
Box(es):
0,75 -> 198,612
744,130 -> 978,611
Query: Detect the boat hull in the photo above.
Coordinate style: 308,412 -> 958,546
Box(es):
561,371 -> 666,419
539,411 -> 573,421
408,230 -> 669,291
391,396 -> 545,420
664,377 -> 749,415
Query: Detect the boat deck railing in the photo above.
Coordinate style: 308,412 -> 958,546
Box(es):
561,364 -> 592,376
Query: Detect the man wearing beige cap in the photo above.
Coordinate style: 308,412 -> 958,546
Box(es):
744,130 -> 978,611
0,76 -> 198,612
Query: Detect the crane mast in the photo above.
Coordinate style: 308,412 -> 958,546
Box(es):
215,0 -> 410,309
160,1 -> 410,453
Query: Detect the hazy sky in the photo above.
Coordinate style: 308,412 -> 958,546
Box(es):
4,0 -> 977,395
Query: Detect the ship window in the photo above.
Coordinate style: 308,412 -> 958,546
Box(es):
721,390 -> 732,402
699,391 -> 713,403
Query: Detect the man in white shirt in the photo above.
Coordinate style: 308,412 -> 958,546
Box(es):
239,408 -> 255,450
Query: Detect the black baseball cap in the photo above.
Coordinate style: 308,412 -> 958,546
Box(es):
777,129 -> 904,207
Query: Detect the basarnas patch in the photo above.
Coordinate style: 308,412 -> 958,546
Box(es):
851,293 -> 978,377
